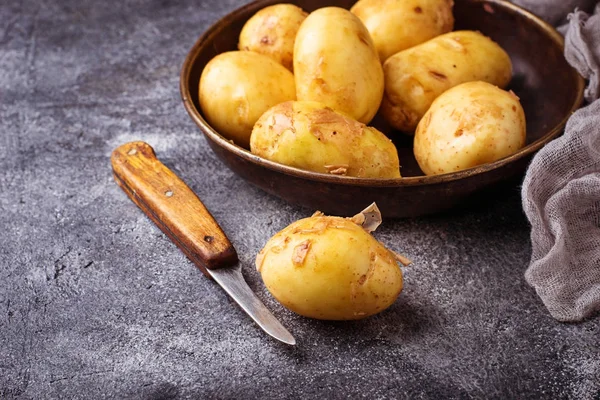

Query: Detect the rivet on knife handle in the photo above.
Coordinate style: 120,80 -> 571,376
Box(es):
110,141 -> 238,276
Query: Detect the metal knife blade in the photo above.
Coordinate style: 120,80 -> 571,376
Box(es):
208,266 -> 295,345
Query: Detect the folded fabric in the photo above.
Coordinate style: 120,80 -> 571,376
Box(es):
521,4 -> 600,321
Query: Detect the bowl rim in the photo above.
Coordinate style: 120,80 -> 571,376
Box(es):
180,0 -> 585,188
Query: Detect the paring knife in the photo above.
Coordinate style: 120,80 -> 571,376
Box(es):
111,141 -> 295,345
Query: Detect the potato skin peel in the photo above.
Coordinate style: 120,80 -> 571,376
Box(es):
256,215 -> 403,320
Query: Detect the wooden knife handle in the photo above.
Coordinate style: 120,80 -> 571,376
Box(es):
110,141 -> 238,277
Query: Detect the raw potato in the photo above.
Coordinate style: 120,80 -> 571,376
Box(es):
256,208 -> 404,320
250,101 -> 401,178
414,81 -> 526,175
294,7 -> 384,124
199,51 -> 296,148
238,4 -> 308,71
382,30 -> 512,133
351,0 -> 454,62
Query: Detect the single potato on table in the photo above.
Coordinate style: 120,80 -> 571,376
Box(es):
382,30 -> 512,133
238,4 -> 308,71
199,51 -> 296,148
351,0 -> 454,62
414,81 -> 526,176
256,206 -> 406,320
294,7 -> 384,124
250,101 -> 401,178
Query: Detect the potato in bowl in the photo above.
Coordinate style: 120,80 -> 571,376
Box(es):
414,81 -> 526,176
293,6 -> 384,125
250,101 -> 401,179
198,51 -> 296,148
351,0 -> 454,62
238,3 -> 308,71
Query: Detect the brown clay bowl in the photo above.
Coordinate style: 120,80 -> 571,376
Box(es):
180,0 -> 584,218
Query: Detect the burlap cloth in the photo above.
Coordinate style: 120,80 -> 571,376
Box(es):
517,0 -> 600,322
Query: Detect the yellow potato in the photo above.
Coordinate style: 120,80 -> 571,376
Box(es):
414,81 -> 526,175
382,30 -> 512,133
294,7 -> 384,124
199,51 -> 296,148
256,212 -> 403,320
238,4 -> 308,71
250,101 -> 401,178
351,0 -> 454,62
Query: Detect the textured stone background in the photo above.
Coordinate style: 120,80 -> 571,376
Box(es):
1,0 -> 599,398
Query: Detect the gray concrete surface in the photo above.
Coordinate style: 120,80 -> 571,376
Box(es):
1,0 -> 599,398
